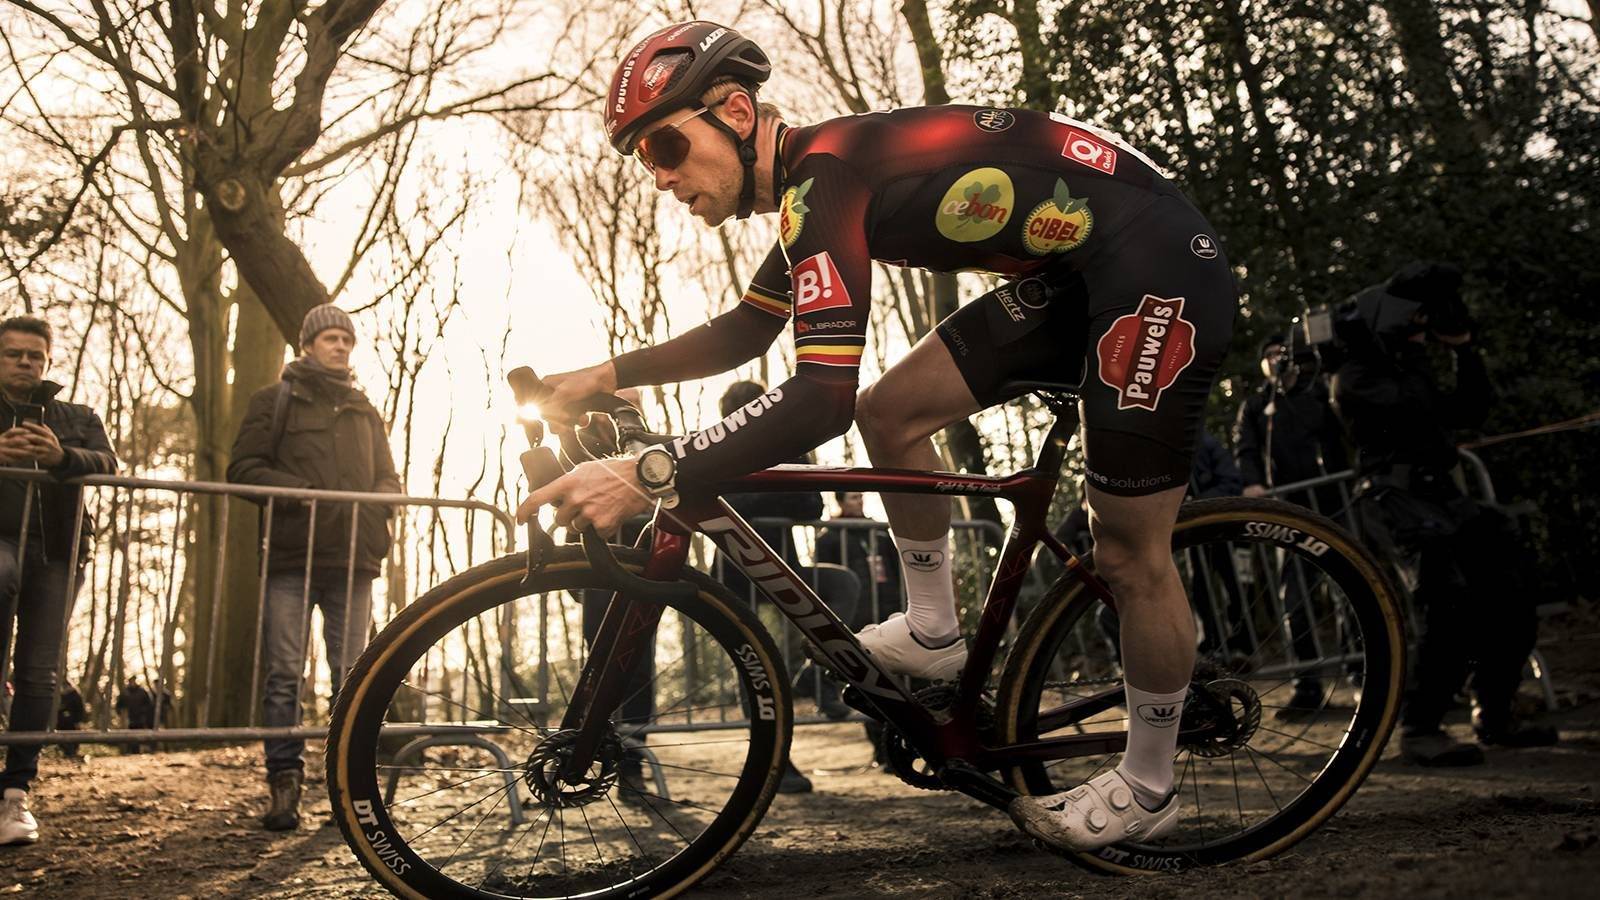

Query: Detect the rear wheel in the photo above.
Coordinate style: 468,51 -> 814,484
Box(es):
996,498 -> 1404,874
328,547 -> 790,898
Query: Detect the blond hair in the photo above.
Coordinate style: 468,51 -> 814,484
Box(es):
702,77 -> 782,119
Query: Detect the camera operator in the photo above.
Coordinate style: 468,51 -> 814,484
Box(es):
1234,332 -> 1350,715
1331,262 -> 1555,767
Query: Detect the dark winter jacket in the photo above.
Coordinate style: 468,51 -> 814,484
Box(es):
815,517 -> 903,611
226,362 -> 402,575
716,455 -> 823,597
0,381 -> 119,561
1331,342 -> 1490,478
1189,432 -> 1243,499
1233,378 -> 1349,490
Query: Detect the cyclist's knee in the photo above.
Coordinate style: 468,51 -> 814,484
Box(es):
855,383 -> 900,454
1091,529 -> 1175,597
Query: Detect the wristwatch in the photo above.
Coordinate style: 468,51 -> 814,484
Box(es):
635,446 -> 679,507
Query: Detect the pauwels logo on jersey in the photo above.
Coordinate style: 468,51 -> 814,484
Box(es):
779,178 -> 813,248
792,251 -> 851,315
1096,295 -> 1196,411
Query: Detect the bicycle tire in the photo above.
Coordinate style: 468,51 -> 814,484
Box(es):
995,497 -> 1404,874
327,546 -> 791,898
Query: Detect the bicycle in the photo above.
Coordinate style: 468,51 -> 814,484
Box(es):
327,369 -> 1404,897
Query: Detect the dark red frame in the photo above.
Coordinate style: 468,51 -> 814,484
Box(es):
559,413 -> 1135,810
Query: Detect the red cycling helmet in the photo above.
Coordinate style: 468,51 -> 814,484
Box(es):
605,21 -> 771,217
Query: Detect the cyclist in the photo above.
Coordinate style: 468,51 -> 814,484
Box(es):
519,20 -> 1236,851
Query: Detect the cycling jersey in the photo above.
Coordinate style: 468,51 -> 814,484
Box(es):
612,105 -> 1236,495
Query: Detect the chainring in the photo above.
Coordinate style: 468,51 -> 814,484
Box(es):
879,684 -> 996,791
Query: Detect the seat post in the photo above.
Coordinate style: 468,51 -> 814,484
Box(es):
1031,392 -> 1081,475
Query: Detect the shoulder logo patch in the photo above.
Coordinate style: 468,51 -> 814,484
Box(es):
973,109 -> 1015,132
792,251 -> 851,315
936,167 -> 1015,243
1096,295 -> 1196,411
1061,126 -> 1118,174
1022,179 -> 1094,255
779,177 -> 813,249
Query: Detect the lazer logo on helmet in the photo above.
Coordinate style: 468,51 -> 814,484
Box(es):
792,251 -> 851,314
1096,295 -> 1196,411
697,27 -> 728,52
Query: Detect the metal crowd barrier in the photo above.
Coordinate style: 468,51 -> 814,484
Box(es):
0,467 -> 514,747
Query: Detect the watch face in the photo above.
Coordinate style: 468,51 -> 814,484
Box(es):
639,450 -> 674,487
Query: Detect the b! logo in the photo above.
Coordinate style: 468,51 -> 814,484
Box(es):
1062,127 -> 1118,174
936,167 -> 1015,242
1137,703 -> 1181,727
1096,295 -> 1197,411
792,251 -> 851,315
779,178 -> 813,248
902,549 -> 944,572
1022,179 -> 1094,255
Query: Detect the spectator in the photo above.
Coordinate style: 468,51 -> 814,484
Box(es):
1332,263 -> 1555,767
814,491 -> 902,627
227,304 -> 402,831
113,678 -> 172,754
1234,333 -> 1349,510
714,380 -> 859,793
1234,336 -> 1352,715
55,682 -> 86,759
0,314 -> 119,847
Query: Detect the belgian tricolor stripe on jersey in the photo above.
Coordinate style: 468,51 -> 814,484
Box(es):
741,281 -> 792,318
795,333 -> 864,368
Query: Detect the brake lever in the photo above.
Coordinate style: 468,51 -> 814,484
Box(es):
519,445 -> 565,586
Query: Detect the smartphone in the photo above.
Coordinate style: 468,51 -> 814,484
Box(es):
11,402 -> 45,426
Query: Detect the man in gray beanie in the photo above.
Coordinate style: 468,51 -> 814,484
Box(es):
226,303 -> 402,831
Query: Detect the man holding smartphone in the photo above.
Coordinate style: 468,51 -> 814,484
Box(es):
0,315 -> 118,847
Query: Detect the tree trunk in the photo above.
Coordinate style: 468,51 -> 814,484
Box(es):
900,0 -> 951,105
1382,0 -> 1490,172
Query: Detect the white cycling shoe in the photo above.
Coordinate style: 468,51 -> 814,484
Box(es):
854,613 -> 966,682
1008,769 -> 1179,851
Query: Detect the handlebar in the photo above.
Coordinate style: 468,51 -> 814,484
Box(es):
508,366 -> 688,600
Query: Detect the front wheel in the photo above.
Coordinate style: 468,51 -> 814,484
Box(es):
996,498 -> 1405,874
327,547 -> 791,898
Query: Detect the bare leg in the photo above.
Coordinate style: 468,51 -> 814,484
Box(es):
1086,485 -> 1193,691
855,331 -> 980,539
855,331 -> 982,645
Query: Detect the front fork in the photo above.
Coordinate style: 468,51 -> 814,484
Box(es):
554,523 -> 690,780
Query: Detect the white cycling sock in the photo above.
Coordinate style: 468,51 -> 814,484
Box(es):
892,533 -> 960,645
1117,682 -> 1188,810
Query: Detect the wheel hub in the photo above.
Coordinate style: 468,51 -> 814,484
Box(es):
522,728 -> 626,808
1180,677 -> 1262,758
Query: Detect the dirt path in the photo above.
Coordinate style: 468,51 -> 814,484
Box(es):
4,636 -> 1597,899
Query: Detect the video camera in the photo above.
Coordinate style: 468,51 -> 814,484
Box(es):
1298,261 -> 1473,365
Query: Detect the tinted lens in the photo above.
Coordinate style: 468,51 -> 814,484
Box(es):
636,125 -> 691,171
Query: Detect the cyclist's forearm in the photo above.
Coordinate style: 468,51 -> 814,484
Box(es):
669,372 -> 856,485
612,305 -> 786,388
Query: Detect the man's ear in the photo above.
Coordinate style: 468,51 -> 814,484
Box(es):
723,90 -> 757,139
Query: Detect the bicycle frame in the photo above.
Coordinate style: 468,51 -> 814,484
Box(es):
558,406 -> 1134,811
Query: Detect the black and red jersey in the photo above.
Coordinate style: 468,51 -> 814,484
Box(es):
613,105 -> 1190,486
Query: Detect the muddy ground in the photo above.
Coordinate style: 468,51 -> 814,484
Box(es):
4,628 -> 1598,899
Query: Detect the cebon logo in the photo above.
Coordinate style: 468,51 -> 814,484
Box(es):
1022,178 -> 1094,255
935,167 -> 1015,242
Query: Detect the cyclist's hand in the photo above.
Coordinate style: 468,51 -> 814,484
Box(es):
1242,484 -> 1269,498
541,362 -> 620,427
516,456 -> 652,534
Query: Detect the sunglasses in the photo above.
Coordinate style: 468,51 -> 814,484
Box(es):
633,100 -> 726,172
